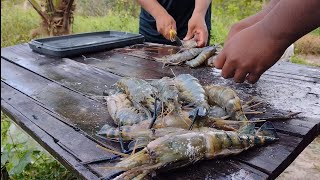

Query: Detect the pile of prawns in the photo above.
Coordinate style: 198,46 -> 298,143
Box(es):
96,74 -> 279,180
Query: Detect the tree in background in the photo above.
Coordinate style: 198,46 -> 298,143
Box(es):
28,0 -> 76,37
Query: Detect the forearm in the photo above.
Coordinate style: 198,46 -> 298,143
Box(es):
259,0 -> 320,47
136,0 -> 168,19
193,0 -> 212,18
237,0 -> 280,27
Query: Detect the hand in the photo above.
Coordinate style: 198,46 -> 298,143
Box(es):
155,13 -> 176,40
225,21 -> 251,43
184,14 -> 208,47
214,24 -> 288,84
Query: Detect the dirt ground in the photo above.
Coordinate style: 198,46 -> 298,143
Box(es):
277,136 -> 320,180
300,54 -> 320,66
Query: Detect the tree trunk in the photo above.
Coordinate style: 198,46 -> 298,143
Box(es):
29,0 -> 76,38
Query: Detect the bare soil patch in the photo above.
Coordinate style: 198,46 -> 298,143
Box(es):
277,136 -> 320,180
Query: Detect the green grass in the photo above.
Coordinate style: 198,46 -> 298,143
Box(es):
1,112 -> 77,179
73,13 -> 139,34
1,2 -> 40,47
291,55 -> 320,67
311,28 -> 320,36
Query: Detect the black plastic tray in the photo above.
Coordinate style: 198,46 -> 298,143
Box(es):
28,31 -> 145,57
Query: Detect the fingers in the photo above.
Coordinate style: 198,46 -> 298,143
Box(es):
214,51 -> 258,84
246,72 -> 261,84
163,26 -> 176,40
214,51 -> 226,69
221,61 -> 236,79
196,35 -> 206,47
157,17 -> 176,40
234,69 -> 248,83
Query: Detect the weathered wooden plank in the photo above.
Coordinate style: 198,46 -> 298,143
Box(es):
1,59 -> 113,140
1,82 -> 120,178
1,100 -> 100,180
235,133 -> 303,179
72,48 -> 191,77
1,44 -> 120,96
236,127 -> 319,179
269,61 -> 320,80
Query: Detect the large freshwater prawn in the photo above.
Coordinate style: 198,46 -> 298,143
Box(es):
109,122 -> 278,179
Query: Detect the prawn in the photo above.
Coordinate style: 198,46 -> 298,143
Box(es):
113,122 -> 278,179
204,85 -> 248,122
181,39 -> 198,48
106,93 -> 148,126
174,74 -> 209,116
185,46 -> 217,67
155,48 -> 204,66
150,77 -> 180,114
115,77 -> 157,114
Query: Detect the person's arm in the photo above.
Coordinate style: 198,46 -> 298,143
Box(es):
184,0 -> 212,47
136,0 -> 176,40
226,0 -> 280,42
214,0 -> 320,84
261,0 -> 320,47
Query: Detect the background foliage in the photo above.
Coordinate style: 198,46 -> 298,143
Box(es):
1,0 -> 319,179
1,112 -> 77,179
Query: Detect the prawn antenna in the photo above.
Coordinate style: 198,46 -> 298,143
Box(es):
170,68 -> 177,77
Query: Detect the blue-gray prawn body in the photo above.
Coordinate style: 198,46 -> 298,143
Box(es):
115,77 -> 157,113
150,77 -> 180,113
185,46 -> 217,67
156,48 -> 205,65
204,85 -> 248,122
174,74 -> 209,116
106,93 -> 148,126
114,122 -> 278,180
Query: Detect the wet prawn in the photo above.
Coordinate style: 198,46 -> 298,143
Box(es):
114,77 -> 157,114
112,122 -> 278,179
174,74 -> 209,116
155,48 -> 204,66
185,46 -> 217,67
204,85 -> 248,122
181,39 -> 198,48
105,93 -> 148,126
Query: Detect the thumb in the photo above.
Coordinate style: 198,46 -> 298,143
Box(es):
214,50 -> 226,69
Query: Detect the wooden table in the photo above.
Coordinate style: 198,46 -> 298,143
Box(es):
1,43 -> 320,180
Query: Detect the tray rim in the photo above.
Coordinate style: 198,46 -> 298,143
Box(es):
29,31 -> 144,51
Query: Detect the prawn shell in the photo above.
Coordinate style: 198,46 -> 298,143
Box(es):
206,54 -> 218,67
204,85 -> 248,121
116,77 -> 157,112
174,74 -> 209,116
182,39 -> 198,48
106,93 -> 148,126
185,46 -> 217,67
156,48 -> 204,65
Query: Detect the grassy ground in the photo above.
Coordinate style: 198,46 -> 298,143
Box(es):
1,0 -> 319,179
1,113 -> 77,179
